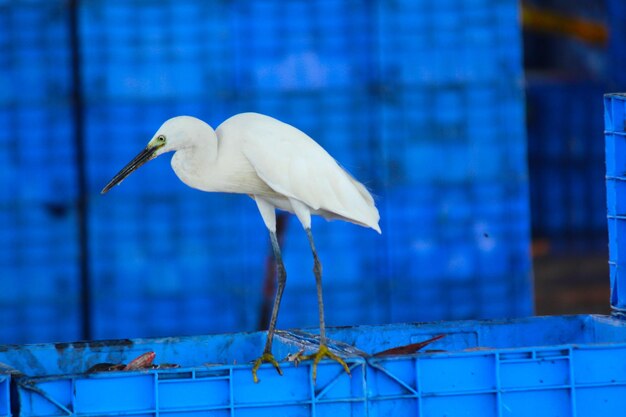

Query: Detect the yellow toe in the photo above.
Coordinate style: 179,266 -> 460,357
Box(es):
251,352 -> 283,383
300,344 -> 351,383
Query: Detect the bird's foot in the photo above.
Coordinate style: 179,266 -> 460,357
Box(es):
251,351 -> 283,383
298,344 -> 351,383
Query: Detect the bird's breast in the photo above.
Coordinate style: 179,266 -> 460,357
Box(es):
171,148 -> 278,196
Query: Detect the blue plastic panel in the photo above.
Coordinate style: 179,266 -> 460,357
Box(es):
79,1 -> 235,101
0,374 -> 8,417
604,93 -> 626,314
0,3 -> 81,344
377,1 -> 522,86
2,315 -> 626,417
233,1 -> 370,91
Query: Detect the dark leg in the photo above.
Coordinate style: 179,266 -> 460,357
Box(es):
301,228 -> 350,383
306,228 -> 327,344
258,213 -> 288,329
264,231 -> 287,352
252,231 -> 286,383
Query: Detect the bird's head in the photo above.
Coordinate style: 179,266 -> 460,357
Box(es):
101,116 -> 210,194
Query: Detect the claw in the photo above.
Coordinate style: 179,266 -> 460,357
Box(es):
299,344 -> 351,383
251,351 -> 283,383
285,348 -> 305,367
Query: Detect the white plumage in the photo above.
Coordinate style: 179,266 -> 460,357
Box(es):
165,113 -> 380,233
101,112 -> 381,383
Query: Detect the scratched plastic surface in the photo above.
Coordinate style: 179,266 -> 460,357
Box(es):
1,315 -> 626,417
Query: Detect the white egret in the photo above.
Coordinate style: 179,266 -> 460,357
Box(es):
101,113 -> 381,383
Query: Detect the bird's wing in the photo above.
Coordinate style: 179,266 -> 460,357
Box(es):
240,118 -> 379,230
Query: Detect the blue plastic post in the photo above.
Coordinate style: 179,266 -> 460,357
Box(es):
604,93 -> 626,316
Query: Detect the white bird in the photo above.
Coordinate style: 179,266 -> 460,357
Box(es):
101,113 -> 381,383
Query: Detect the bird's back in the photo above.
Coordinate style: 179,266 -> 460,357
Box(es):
216,113 -> 381,233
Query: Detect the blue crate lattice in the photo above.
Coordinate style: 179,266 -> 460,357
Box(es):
604,93 -> 626,313
1,315 -> 626,417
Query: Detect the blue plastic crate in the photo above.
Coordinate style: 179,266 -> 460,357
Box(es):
604,93 -> 626,313
382,183 -> 532,321
0,202 -> 81,344
0,374 -> 8,417
1,0 -> 531,341
379,84 -> 526,185
0,3 -> 72,106
1,315 -> 626,417
88,193 -> 267,339
79,0 -> 235,101
377,0 -> 522,86
527,78 -> 607,250
607,0 -> 626,86
0,2 -> 81,344
0,105 -> 77,203
233,1 -> 370,92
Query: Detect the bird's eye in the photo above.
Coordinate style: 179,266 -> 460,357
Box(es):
157,135 -> 166,143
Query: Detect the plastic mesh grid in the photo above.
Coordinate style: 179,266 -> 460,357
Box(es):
0,2 -> 81,343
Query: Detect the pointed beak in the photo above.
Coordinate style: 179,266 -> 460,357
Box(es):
101,145 -> 160,194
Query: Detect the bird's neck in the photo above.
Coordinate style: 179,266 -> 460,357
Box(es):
170,134 -> 219,192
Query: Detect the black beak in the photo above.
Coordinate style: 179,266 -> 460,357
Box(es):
101,146 -> 159,194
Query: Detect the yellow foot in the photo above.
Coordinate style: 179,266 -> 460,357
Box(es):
299,344 -> 351,383
251,351 -> 283,383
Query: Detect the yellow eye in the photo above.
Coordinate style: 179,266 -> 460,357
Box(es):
157,135 -> 166,143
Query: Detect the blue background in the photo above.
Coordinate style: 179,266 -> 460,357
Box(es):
0,0 -> 532,343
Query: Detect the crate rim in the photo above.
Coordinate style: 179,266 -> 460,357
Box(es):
2,314 -> 626,380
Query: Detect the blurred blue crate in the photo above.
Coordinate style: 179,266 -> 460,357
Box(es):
0,105 -> 77,203
380,84 -> 526,185
234,1 -> 370,91
0,301 -> 79,346
281,281 -> 388,329
607,0 -> 626,86
279,215 -> 387,329
381,183 -> 532,322
0,3 -> 72,106
88,193 -> 268,339
527,78 -> 607,249
1,0 -> 531,342
0,202 -> 80,344
80,0 -> 234,101
378,0 -> 522,86
2,315 -> 626,417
